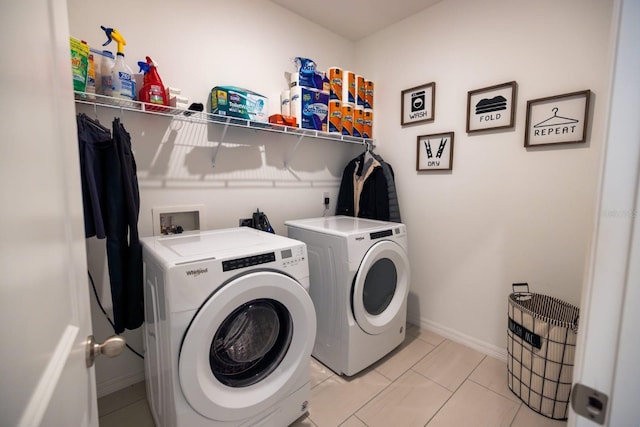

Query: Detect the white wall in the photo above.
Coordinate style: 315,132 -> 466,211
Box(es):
67,0 -> 616,395
67,0 -> 362,395
355,0 -> 614,356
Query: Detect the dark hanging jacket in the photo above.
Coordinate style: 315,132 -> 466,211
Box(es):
370,151 -> 401,223
77,114 -> 143,333
336,152 -> 397,221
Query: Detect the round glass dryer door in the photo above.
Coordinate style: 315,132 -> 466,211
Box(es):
178,270 -> 316,422
352,240 -> 410,335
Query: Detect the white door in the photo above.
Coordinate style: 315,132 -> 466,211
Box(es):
179,271 -> 316,422
352,241 -> 410,334
569,0 -> 640,424
0,0 -> 98,426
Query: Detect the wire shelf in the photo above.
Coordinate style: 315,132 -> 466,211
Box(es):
74,91 -> 374,146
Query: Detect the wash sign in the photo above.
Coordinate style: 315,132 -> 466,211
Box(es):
401,83 -> 435,125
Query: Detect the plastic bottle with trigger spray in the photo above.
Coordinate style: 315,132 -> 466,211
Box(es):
100,26 -> 135,101
99,50 -> 115,96
137,56 -> 168,110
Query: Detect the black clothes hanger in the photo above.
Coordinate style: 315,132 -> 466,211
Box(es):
78,112 -> 110,133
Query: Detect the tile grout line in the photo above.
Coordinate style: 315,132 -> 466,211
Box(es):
98,396 -> 148,419
508,404 -> 525,427
420,354 -> 487,426
338,336 -> 447,426
330,336 -> 447,426
464,355 -> 525,425
374,338 -> 439,382
316,327 -> 428,425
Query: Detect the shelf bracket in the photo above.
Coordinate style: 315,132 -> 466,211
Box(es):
211,117 -> 231,167
284,134 -> 305,168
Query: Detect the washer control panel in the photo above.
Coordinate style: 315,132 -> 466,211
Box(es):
280,245 -> 306,269
222,252 -> 275,271
221,246 -> 306,272
369,229 -> 393,240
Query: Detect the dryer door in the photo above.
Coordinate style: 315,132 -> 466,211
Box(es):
352,240 -> 410,335
178,270 -> 316,422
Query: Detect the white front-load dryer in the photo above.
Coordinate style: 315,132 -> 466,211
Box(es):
141,227 -> 316,427
285,216 -> 410,376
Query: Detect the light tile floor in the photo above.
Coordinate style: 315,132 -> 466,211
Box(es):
98,324 -> 567,427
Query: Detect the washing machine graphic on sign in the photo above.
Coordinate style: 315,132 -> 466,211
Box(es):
141,227 -> 316,427
285,216 -> 410,376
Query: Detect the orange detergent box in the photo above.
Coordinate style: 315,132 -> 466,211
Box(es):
328,100 -> 342,133
341,103 -> 354,136
269,114 -> 297,127
328,67 -> 343,101
356,75 -> 366,107
365,80 -> 374,109
353,106 -> 364,138
343,70 -> 356,104
363,109 -> 373,138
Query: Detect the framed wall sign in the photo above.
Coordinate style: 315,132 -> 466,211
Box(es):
401,82 -> 435,126
524,90 -> 591,147
466,81 -> 517,133
416,132 -> 454,171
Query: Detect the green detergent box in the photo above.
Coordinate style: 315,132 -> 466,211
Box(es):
70,37 -> 89,92
209,86 -> 269,123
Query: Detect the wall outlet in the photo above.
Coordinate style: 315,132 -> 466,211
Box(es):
323,192 -> 330,206
239,218 -> 253,227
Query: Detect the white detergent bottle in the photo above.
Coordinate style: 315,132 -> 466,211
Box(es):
111,53 -> 135,100
100,50 -> 115,96
101,26 -> 135,100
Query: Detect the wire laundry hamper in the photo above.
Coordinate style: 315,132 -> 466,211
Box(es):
507,283 -> 579,420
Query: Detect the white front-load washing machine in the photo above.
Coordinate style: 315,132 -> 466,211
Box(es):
141,227 -> 316,427
285,216 -> 410,376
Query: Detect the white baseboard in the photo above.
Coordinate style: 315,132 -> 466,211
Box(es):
410,316 -> 508,362
97,370 -> 146,398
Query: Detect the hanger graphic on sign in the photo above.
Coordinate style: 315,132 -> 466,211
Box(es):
534,107 -> 579,128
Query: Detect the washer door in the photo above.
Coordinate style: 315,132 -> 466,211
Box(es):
179,270 -> 316,422
352,240 -> 410,335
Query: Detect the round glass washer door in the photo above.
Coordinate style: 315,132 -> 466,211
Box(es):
179,270 -> 316,422
210,298 -> 291,388
352,240 -> 410,335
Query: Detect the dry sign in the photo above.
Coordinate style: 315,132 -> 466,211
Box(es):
417,132 -> 454,171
